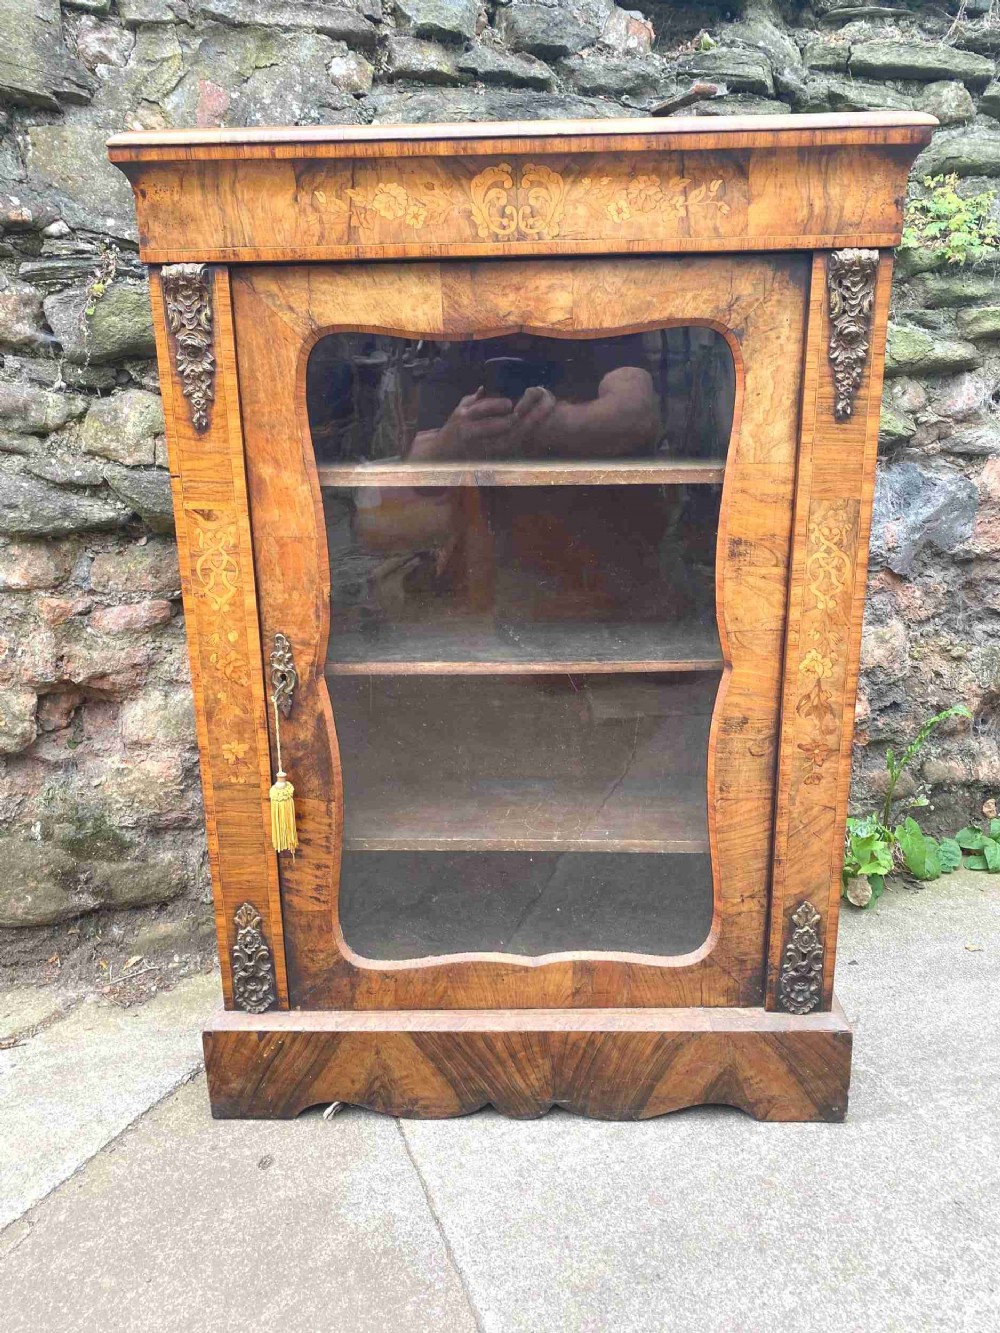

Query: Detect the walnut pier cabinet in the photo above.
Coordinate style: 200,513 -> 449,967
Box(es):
110,112 -> 934,1122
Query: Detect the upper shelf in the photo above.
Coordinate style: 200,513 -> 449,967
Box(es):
318,458 -> 726,488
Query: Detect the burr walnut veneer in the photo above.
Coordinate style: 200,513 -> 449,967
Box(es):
110,112 -> 933,1122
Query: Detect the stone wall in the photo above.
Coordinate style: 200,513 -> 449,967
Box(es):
2,0 -> 999,977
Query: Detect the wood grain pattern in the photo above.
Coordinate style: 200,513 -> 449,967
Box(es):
110,115 -> 931,264
767,252 -> 895,1011
203,1000 -> 853,1121
150,268 -> 287,1009
109,110 -> 935,155
119,119 -> 927,1120
115,146 -> 923,264
317,458 -> 726,486
233,255 -> 807,1011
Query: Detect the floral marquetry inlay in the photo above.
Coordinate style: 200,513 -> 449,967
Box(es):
188,508 -> 252,734
344,180 -> 455,232
581,172 -> 729,226
311,159 -> 734,244
795,503 -> 855,786
221,740 -> 251,784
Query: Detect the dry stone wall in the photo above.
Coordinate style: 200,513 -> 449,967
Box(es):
2,0 -> 999,975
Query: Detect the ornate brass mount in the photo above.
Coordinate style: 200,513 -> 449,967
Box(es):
269,632 -> 298,719
778,901 -> 824,1015
827,248 -> 879,423
161,262 -> 215,433
231,901 -> 276,1014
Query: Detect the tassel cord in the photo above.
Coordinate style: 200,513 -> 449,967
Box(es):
268,691 -> 298,855
271,695 -> 284,774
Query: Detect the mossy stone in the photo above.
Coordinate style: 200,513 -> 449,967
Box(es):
884,326 -> 982,377
956,306 -> 1000,340
918,271 -> 1000,307
879,404 -> 917,446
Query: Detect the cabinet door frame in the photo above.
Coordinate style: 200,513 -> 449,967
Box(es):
227,254 -> 808,1011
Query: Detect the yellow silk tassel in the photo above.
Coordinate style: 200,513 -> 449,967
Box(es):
269,770 -> 298,854
269,698 -> 298,855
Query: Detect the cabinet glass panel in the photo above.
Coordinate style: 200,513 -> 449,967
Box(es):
307,328 -> 734,960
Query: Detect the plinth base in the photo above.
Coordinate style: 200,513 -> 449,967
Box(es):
203,1000 -> 852,1122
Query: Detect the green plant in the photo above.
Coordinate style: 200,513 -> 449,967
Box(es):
902,174 -> 1000,266
83,242 -> 119,319
878,705 -> 972,830
955,820 -> 1000,872
843,813 -> 895,904
842,705 -> 971,907
895,816 -> 962,882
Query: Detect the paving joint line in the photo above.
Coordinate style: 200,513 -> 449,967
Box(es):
397,1121 -> 487,1333
0,1064 -> 205,1246
1,993 -> 88,1048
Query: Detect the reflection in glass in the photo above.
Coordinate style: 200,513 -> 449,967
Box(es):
325,485 -> 721,671
307,329 -> 733,465
306,326 -> 735,961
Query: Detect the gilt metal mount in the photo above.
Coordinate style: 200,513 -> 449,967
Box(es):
827,248 -> 879,423
269,632 -> 298,718
778,901 -> 824,1015
161,262 -> 215,433
231,902 -> 276,1014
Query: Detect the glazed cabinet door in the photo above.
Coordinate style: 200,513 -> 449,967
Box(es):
231,255 -> 809,1010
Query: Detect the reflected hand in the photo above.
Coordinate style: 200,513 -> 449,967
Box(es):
410,386 -> 514,460
510,385 -> 559,454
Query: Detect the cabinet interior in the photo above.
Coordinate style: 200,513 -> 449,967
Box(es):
310,325 -> 733,960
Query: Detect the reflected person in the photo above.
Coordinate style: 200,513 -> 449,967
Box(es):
407,335 -> 661,462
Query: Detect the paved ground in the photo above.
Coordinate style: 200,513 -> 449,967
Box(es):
1,871 -> 998,1332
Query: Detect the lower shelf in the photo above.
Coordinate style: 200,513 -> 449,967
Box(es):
203,1000 -> 853,1123
343,780 -> 709,853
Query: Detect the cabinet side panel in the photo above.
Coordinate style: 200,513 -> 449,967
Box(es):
768,251 -> 892,1011
151,267 -> 288,1009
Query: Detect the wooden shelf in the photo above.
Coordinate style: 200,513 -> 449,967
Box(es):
327,617 -> 723,675
342,778 -> 709,854
318,458 -> 726,488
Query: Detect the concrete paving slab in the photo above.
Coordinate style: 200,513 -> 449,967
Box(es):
0,988 -> 80,1042
397,873 -> 1000,1333
0,1077 -> 479,1333
0,971 -> 218,1230
0,874 -> 996,1332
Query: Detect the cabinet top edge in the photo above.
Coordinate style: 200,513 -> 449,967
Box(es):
108,111 -> 936,163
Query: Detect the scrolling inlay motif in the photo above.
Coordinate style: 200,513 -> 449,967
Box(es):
231,902 -> 276,1014
827,248 -> 879,422
795,503 -> 854,786
778,901 -> 824,1015
328,162 -> 729,242
468,162 -> 568,240
161,263 -> 215,433
190,509 -> 240,614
